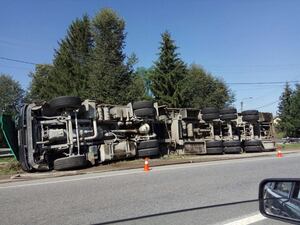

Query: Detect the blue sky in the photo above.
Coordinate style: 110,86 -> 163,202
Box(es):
1,0 -> 300,114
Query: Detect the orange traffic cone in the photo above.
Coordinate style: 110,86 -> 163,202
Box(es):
144,158 -> 150,171
276,148 -> 283,158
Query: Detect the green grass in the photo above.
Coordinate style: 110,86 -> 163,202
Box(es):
0,157 -> 15,163
0,157 -> 21,175
276,143 -> 300,150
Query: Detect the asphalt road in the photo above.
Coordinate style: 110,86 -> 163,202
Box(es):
1,153 -> 300,225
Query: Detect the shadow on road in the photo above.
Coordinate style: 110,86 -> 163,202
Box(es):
94,199 -> 258,225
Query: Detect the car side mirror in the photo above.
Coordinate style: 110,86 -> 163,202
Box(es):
259,178 -> 300,224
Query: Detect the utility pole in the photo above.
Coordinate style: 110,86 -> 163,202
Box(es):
240,97 -> 253,112
240,101 -> 244,112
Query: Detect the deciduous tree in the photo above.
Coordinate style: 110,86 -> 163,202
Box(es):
179,64 -> 234,108
0,74 -> 24,115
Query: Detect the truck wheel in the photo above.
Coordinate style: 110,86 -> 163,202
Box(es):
220,107 -> 237,114
134,108 -> 156,117
206,147 -> 223,154
138,140 -> 159,149
202,113 -> 219,121
138,147 -> 160,157
41,103 -> 56,116
54,155 -> 88,171
241,110 -> 259,116
223,140 -> 241,147
244,140 -> 262,146
244,146 -> 262,152
202,107 -> 219,114
48,96 -> 82,111
206,140 -> 223,148
220,114 -> 237,121
132,101 -> 153,110
242,114 -> 259,122
224,147 -> 242,154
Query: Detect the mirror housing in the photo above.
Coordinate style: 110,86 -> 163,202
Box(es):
259,178 -> 300,224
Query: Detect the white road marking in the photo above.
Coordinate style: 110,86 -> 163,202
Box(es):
222,213 -> 265,225
0,153 -> 299,189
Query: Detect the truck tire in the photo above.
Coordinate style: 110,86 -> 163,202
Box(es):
138,140 -> 159,149
202,107 -> 219,114
132,101 -> 153,110
134,108 -> 156,117
206,140 -> 223,148
242,114 -> 259,122
202,113 -> 219,121
54,155 -> 88,171
223,140 -> 241,147
42,103 -> 56,116
241,110 -> 259,116
220,114 -> 237,121
224,147 -> 242,154
261,113 -> 273,122
244,146 -> 262,152
48,96 -> 82,111
244,140 -> 262,146
206,147 -> 223,154
138,147 -> 160,157
220,107 -> 237,114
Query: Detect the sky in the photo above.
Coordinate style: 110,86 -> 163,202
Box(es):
1,0 -> 300,115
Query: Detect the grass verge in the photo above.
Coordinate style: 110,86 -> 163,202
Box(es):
276,143 -> 300,150
0,157 -> 21,175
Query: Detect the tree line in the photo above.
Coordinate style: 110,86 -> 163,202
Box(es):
1,8 -> 234,115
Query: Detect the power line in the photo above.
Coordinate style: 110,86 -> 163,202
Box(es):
227,81 -> 299,85
206,63 -> 300,68
232,85 -> 285,92
256,100 -> 280,109
0,56 -> 38,65
0,55 -> 299,89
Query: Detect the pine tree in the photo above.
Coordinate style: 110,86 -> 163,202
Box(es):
27,64 -> 54,101
150,31 -> 187,107
50,15 -> 92,98
277,83 -> 294,136
88,8 -> 135,104
135,67 -> 154,99
289,84 -> 300,137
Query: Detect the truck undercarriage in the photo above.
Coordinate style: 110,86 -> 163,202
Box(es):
1,96 -> 276,172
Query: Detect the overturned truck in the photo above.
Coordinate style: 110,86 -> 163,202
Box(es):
11,96 -> 275,172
